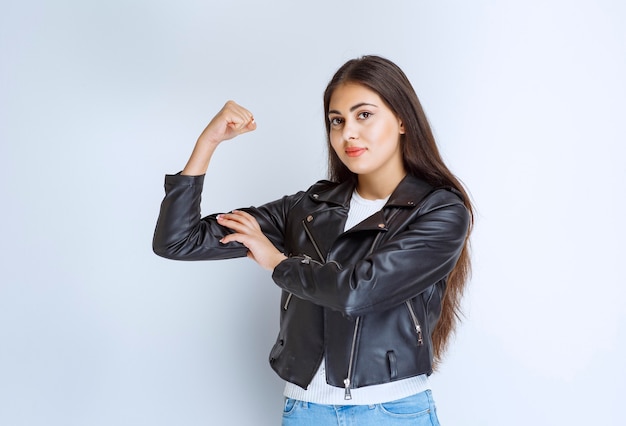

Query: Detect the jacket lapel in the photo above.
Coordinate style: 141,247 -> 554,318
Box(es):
301,175 -> 435,257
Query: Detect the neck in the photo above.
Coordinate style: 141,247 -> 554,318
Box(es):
356,171 -> 406,200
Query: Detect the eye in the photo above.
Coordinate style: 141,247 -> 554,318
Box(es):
357,111 -> 372,120
329,117 -> 344,127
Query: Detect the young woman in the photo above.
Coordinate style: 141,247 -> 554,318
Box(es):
153,55 -> 473,425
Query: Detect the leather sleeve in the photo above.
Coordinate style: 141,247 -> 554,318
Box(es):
271,190 -> 470,317
152,173 -> 297,261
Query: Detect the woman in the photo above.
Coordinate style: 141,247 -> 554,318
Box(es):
153,55 -> 473,425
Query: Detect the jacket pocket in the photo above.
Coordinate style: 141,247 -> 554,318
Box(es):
269,337 -> 285,363
387,350 -> 398,380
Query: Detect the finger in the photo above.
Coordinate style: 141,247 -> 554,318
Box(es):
245,118 -> 257,132
219,231 -> 255,247
218,211 -> 260,231
219,233 -> 259,255
219,233 -> 243,245
223,102 -> 253,125
224,100 -> 253,117
216,214 -> 245,233
228,116 -> 255,134
230,210 -> 260,228
216,214 -> 259,235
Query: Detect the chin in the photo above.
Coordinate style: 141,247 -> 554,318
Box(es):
343,166 -> 365,175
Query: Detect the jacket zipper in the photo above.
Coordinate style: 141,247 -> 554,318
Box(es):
283,293 -> 293,310
344,316 -> 360,400
302,215 -> 359,399
302,219 -> 325,262
405,301 -> 424,345
302,209 -> 398,400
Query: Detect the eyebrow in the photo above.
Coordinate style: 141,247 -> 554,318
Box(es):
328,102 -> 378,115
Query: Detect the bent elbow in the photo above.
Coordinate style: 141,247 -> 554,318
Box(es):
152,239 -> 175,260
152,232 -> 184,260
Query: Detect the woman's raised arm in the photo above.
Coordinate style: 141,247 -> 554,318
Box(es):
181,100 -> 256,176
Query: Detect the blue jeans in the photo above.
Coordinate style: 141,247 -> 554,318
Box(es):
281,390 -> 440,426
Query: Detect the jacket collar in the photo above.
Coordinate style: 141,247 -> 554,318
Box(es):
311,175 -> 434,209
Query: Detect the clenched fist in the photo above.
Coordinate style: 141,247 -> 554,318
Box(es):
182,100 -> 257,176
198,100 -> 257,145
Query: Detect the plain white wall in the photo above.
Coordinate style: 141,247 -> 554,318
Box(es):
1,0 -> 624,425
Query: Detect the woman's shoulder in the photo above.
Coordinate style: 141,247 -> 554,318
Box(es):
395,176 -> 467,216
307,179 -> 341,193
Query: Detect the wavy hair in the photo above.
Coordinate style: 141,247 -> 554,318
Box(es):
323,55 -> 474,366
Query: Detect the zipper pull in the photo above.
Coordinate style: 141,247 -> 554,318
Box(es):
283,293 -> 293,311
343,378 -> 352,400
417,329 -> 424,345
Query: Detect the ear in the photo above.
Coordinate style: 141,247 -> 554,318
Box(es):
399,119 -> 405,134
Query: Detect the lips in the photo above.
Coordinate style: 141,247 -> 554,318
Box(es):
345,147 -> 367,157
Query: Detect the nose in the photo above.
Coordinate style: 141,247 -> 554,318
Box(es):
342,119 -> 358,141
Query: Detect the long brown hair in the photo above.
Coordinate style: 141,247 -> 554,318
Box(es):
323,55 -> 474,366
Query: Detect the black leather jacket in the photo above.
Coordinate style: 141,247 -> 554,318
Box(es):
153,173 -> 470,399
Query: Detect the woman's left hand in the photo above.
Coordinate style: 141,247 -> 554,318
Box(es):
217,210 -> 287,270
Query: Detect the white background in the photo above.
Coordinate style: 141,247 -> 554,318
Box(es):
1,1 -> 625,425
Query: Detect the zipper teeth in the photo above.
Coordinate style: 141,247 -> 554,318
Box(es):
302,220 -> 325,262
406,301 -> 424,345
344,316 -> 361,400
347,317 -> 360,378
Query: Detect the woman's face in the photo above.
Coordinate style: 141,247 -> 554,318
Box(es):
328,83 -> 405,184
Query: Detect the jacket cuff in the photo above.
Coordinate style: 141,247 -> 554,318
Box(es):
164,172 -> 205,187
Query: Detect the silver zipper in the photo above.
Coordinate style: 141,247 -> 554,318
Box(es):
344,316 -> 361,400
286,219 -> 324,314
283,293 -> 293,310
286,217 -> 322,313
302,219 -> 325,262
405,301 -> 424,345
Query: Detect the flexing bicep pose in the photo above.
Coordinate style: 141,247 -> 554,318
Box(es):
154,55 -> 473,426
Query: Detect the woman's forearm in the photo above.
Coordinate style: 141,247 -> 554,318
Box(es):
181,138 -> 219,176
